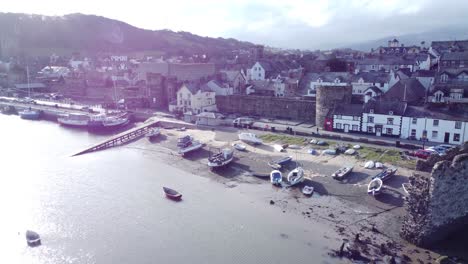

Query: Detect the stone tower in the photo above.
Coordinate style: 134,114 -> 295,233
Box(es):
315,85 -> 352,128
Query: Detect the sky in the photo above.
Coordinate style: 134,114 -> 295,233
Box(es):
2,0 -> 468,49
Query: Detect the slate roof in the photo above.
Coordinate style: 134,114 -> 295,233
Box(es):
431,40 -> 468,52
440,52 -> 468,61
363,99 -> 407,115
331,104 -> 364,116
351,71 -> 390,83
356,56 -> 414,66
412,70 -> 436,78
364,86 -> 383,94
383,78 -> 426,103
304,72 -> 352,83
405,106 -> 468,122
249,80 -> 276,91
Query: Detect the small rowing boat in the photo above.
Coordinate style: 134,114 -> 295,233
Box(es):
302,185 -> 314,196
367,178 -> 383,196
270,170 -> 282,186
332,166 -> 353,181
163,187 -> 182,200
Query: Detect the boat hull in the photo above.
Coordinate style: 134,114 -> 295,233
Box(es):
19,111 -> 40,120
163,187 -> 182,201
178,142 -> 204,156
208,156 -> 234,168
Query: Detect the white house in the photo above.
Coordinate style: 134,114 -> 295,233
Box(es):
247,79 -> 285,97
170,83 -> 217,114
401,106 -> 468,145
303,72 -> 351,97
361,100 -> 407,137
248,61 -> 266,81
330,104 -> 363,133
351,72 -> 390,95
205,80 -> 233,96
111,55 -> 128,62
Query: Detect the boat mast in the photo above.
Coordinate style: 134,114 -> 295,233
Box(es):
26,65 -> 30,97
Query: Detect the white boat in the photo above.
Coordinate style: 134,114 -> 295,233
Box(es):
322,149 -> 337,155
238,133 -> 263,145
273,144 -> 285,152
364,160 -> 375,169
146,128 -> 161,139
332,166 -> 353,180
344,149 -> 356,155
367,178 -> 383,196
177,135 -> 203,156
208,148 -> 234,168
353,145 -> 361,149
58,113 -> 90,127
287,167 -> 304,186
232,143 -> 246,151
270,170 -> 282,186
375,162 -> 384,169
302,186 -> 314,196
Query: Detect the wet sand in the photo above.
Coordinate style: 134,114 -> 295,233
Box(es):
126,126 -> 447,263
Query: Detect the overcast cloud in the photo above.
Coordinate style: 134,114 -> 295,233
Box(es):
2,0 -> 468,49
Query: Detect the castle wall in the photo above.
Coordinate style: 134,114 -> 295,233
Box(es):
315,85 -> 352,128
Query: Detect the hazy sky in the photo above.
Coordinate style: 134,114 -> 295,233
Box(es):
2,0 -> 468,49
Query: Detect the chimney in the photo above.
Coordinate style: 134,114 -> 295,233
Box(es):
403,84 -> 407,102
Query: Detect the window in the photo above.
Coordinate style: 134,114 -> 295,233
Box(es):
336,115 -> 342,119
432,131 -> 438,138
336,123 -> 342,129
353,116 -> 359,121
433,120 -> 439,126
352,125 -> 359,131
412,118 -> 417,124
389,111 -> 393,115
369,109 -> 374,114
411,129 -> 416,137
454,133 -> 460,142
367,126 -> 373,133
386,128 -> 393,134
441,74 -> 448,83
455,121 -> 462,129
258,73 -> 261,77
380,82 -> 384,87
368,116 -> 374,123
387,118 -> 394,125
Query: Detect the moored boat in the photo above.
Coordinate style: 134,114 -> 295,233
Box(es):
332,166 -> 353,180
163,187 -> 182,200
367,178 -> 383,196
372,167 -> 397,182
25,230 -> 41,246
302,185 -> 314,196
232,143 -> 246,151
19,109 -> 40,120
270,170 -> 283,186
88,114 -> 129,130
287,167 -> 304,186
177,135 -> 203,156
238,133 -> 263,145
208,148 -> 234,168
58,113 -> 89,127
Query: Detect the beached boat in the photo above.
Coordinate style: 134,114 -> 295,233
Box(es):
364,160 -> 375,169
268,156 -> 293,169
163,187 -> 182,200
332,166 -> 353,180
273,144 -> 285,152
372,167 -> 397,182
238,133 -> 263,145
146,128 -> 161,139
25,230 -> 41,246
270,170 -> 283,186
232,143 -> 246,151
177,135 -> 203,156
208,148 -> 234,168
287,167 -> 304,186
302,186 -> 314,196
19,109 -> 40,120
344,149 -> 356,155
176,127 -> 186,131
367,178 -> 383,196
58,113 -> 89,127
322,149 -> 337,155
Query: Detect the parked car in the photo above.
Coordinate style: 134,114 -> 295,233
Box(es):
413,149 -> 433,159
426,146 -> 447,156
437,144 -> 455,151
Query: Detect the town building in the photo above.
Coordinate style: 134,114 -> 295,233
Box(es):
351,71 -> 390,95
372,38 -> 422,55
361,100 -> 407,137
169,83 -> 217,114
330,104 -> 363,133
302,72 -> 351,97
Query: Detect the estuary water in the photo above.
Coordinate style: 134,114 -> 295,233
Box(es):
0,114 -> 340,264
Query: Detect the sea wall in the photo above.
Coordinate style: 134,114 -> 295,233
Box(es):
402,152 -> 468,246
216,95 -> 316,121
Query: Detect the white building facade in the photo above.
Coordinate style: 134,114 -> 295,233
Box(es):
401,117 -> 468,144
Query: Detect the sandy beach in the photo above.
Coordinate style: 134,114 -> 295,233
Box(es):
126,124 -> 455,263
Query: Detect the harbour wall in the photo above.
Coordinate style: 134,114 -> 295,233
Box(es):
401,142 -> 468,246
216,95 -> 316,122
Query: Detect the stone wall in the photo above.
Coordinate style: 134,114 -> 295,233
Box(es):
401,152 -> 468,246
216,95 -> 316,121
315,85 -> 352,128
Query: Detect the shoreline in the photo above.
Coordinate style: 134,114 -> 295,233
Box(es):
124,125 -> 449,263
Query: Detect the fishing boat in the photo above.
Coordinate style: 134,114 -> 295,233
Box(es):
58,113 -> 89,127
302,186 -> 314,196
163,187 -> 182,200
372,167 -> 397,182
177,135 -> 203,156
146,128 -> 161,139
232,143 -> 246,151
19,109 -> 40,120
238,133 -> 263,145
270,170 -> 283,186
287,167 -> 304,186
208,148 -> 234,168
88,114 -> 129,130
268,156 -> 293,169
332,166 -> 353,180
367,178 -> 383,196
25,230 -> 41,246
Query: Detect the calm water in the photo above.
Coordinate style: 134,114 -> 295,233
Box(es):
0,115 -> 340,264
